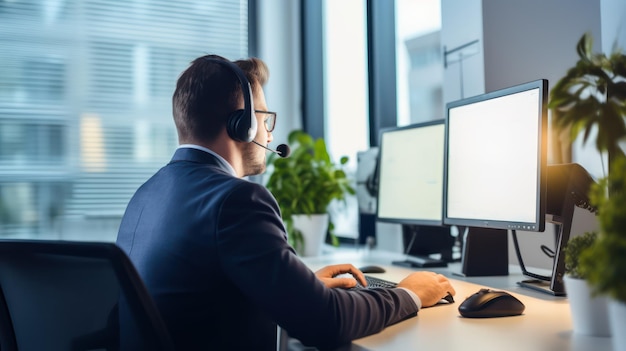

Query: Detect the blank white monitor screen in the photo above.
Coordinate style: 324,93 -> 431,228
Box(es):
444,79 -> 547,231
377,120 -> 445,226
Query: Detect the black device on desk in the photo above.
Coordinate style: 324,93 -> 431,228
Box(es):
514,163 -> 598,296
359,265 -> 386,274
458,288 -> 525,318
376,120 -> 456,268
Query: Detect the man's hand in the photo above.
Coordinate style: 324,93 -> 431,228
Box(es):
315,264 -> 367,289
397,271 -> 456,307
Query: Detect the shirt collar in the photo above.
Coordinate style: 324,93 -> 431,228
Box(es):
177,144 -> 238,177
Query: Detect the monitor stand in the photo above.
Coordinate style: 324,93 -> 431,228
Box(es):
516,163 -> 597,296
453,226 -> 509,277
516,214 -> 571,296
391,224 -> 453,268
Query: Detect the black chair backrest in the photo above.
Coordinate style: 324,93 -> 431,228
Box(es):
0,239 -> 174,351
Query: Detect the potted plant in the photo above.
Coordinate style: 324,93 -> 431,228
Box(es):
265,130 -> 355,256
549,31 -> 626,348
562,231 -> 611,336
548,32 -> 626,173
580,155 -> 626,348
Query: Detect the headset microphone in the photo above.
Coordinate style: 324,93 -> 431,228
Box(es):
252,141 -> 290,158
275,144 -> 290,157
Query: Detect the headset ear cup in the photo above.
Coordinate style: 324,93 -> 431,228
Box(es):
203,57 -> 255,143
227,109 -> 246,141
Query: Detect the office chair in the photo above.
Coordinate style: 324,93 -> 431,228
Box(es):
0,239 -> 174,351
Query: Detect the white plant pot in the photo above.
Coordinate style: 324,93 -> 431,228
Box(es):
291,214 -> 329,257
564,275 -> 611,337
609,298 -> 626,351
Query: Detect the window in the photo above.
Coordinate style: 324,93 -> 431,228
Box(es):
305,0 -> 443,241
0,0 -> 249,240
395,0 -> 443,126
322,0 -> 370,162
322,0 -> 369,240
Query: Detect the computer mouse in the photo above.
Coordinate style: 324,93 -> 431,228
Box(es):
358,265 -> 386,274
458,288 -> 525,318
441,292 -> 455,304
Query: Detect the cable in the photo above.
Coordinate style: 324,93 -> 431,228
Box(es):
511,229 -> 552,281
540,245 -> 555,259
404,228 -> 418,255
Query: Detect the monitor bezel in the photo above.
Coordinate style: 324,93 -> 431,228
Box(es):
443,79 -> 548,232
376,119 -> 446,227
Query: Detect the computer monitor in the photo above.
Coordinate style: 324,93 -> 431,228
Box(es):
443,79 -> 548,276
444,79 -> 548,231
376,120 -> 455,267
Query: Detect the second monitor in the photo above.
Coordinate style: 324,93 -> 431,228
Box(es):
443,79 -> 549,277
376,119 -> 455,268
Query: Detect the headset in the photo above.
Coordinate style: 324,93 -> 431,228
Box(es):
203,57 -> 257,143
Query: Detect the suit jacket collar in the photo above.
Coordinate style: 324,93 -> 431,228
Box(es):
170,147 -> 237,177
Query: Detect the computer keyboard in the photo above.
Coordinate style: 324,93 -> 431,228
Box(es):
352,275 -> 456,303
354,275 -> 398,289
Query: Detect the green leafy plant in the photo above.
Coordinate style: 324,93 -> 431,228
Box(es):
548,32 -> 626,173
579,155 -> 626,303
549,32 -> 626,303
265,130 -> 355,253
563,231 -> 597,279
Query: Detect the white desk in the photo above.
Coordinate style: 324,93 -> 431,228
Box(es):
302,249 -> 613,351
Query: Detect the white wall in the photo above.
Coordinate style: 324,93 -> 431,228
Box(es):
481,0 -> 601,93
440,0 -> 485,103
601,0 -> 626,52
441,0 -> 604,99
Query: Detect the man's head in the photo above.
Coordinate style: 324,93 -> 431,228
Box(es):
173,54 -> 269,142
172,54 -> 273,176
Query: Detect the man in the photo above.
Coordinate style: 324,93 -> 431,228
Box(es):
117,54 -> 455,350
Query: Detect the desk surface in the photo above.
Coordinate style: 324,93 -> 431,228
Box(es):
302,248 -> 613,351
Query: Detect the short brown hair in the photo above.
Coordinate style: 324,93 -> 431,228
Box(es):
172,54 -> 269,143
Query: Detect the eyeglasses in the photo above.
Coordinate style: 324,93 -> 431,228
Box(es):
255,110 -> 277,132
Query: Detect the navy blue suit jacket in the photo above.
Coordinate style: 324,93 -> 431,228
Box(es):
117,148 -> 418,350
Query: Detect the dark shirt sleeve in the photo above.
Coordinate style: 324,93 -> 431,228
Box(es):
215,181 -> 418,349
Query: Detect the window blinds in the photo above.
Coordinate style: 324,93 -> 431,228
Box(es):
0,0 -> 248,236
